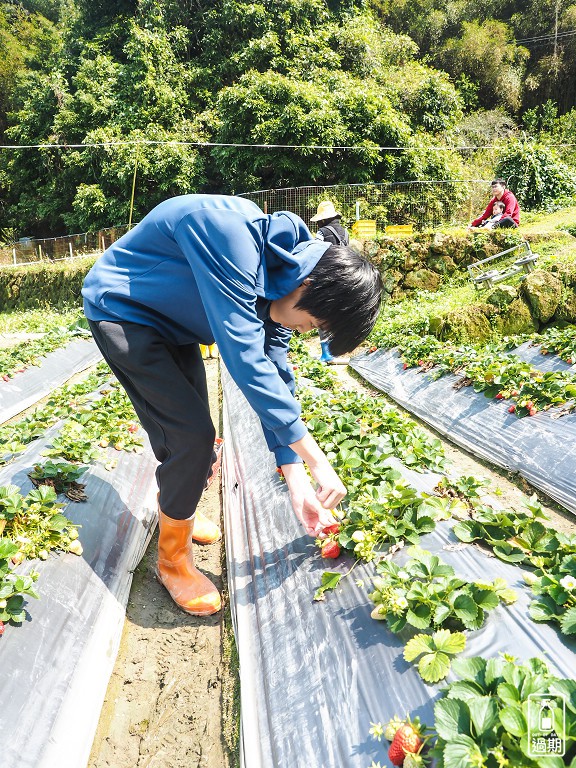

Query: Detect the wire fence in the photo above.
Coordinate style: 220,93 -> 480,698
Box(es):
238,180 -> 492,230
0,225 -> 130,267
0,180 -> 495,266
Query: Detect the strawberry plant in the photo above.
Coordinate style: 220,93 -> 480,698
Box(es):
0,315 -> 91,381
452,495 -> 576,635
428,655 -> 576,767
369,547 -> 516,681
0,538 -> 39,626
28,460 -> 88,500
1,484 -> 82,562
366,331 -> 576,415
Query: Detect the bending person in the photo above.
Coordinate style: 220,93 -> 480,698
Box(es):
82,194 -> 382,616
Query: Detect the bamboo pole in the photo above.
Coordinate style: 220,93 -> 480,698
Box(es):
128,144 -> 140,230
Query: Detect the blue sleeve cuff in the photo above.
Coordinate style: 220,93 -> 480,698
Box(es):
272,417 -> 308,446
274,446 -> 304,466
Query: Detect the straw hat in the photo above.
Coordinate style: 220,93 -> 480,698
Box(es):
310,201 -> 341,222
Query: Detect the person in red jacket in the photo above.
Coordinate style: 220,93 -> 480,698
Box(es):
468,179 -> 520,229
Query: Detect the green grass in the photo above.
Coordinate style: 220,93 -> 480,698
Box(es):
0,307 -> 83,334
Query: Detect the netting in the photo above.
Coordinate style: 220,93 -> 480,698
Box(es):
238,180 -> 492,230
0,225 -> 130,267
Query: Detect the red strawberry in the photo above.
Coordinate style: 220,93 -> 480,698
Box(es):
2,375 -> 9,382
323,523 -> 341,535
321,540 -> 341,559
567,358 -> 573,365
403,363 -> 408,370
511,389 -> 519,397
417,360 -> 424,366
389,725 -> 423,766
529,406 -> 537,416
368,346 -> 377,353
127,423 -> 138,433
0,620 -> 4,636
525,401 -> 534,409
508,405 -> 516,413
495,393 -> 504,400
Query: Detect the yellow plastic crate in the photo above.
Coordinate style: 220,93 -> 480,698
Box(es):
351,219 -> 377,239
385,224 -> 413,235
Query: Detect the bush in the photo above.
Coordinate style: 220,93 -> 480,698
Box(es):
495,140 -> 576,211
0,257 -> 95,311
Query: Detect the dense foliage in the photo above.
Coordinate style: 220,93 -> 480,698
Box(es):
0,0 -> 575,235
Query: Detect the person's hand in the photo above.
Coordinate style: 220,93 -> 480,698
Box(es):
308,460 -> 347,509
288,432 -> 347,510
281,463 -> 339,536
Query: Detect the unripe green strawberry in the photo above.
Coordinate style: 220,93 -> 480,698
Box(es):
384,716 -> 404,741
403,752 -> 425,768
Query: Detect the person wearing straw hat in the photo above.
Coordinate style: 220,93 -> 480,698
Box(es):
82,194 -> 382,617
311,201 -> 349,363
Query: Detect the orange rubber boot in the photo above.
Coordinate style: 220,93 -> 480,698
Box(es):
156,510 -> 222,616
192,510 -> 222,544
155,493 -> 221,544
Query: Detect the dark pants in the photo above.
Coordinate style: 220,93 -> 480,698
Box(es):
496,216 -> 518,228
88,319 -> 215,520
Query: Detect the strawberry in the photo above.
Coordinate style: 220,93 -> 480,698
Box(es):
567,358 -> 573,365
529,406 -> 537,416
495,392 -> 504,400
368,346 -> 377,353
127,423 -> 138,433
508,405 -> 515,413
321,540 -> 341,559
525,401 -> 534,409
403,753 -> 425,768
511,389 -> 519,397
384,716 -> 404,741
2,374 -> 9,382
402,363 -> 408,370
322,523 -> 341,535
0,621 -> 4,636
389,724 -> 423,766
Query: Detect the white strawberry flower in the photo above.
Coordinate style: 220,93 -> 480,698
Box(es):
560,575 -> 576,591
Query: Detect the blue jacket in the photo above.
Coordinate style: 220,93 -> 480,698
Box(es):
82,194 -> 330,465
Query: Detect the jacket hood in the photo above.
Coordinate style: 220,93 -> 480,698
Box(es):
256,210 -> 330,299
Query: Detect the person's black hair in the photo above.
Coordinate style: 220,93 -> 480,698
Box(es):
491,179 -> 507,187
494,200 -> 505,210
296,245 -> 383,355
315,214 -> 342,226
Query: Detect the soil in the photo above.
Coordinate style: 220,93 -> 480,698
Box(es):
88,357 -> 239,768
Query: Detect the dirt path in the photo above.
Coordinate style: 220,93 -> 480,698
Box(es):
88,358 -> 239,768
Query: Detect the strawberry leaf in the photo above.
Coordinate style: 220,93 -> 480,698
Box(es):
418,650 -> 451,683
560,605 -> 576,635
313,571 -> 342,601
433,629 -> 466,655
499,705 -> 526,737
443,734 -> 485,768
468,696 -> 499,738
434,698 -> 473,740
404,633 -> 435,662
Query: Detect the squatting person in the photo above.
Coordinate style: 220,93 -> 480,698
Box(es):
82,194 -> 383,617
468,179 -> 520,229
